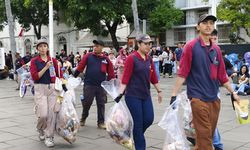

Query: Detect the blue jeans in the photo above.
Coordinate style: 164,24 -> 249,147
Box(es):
153,61 -> 160,80
125,96 -> 154,150
213,128 -> 223,149
231,83 -> 247,93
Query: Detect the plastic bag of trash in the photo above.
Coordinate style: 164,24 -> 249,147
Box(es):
106,101 -> 134,150
233,99 -> 250,124
179,93 -> 195,139
158,91 -> 191,150
16,67 -> 26,75
56,90 -> 80,144
101,78 -> 120,99
67,76 -> 81,89
101,79 -> 134,149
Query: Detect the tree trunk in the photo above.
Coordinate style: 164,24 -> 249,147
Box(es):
5,0 -> 17,71
131,0 -> 140,38
33,24 -> 41,39
106,21 -> 120,51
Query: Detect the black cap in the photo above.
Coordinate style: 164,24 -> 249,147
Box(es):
136,34 -> 153,43
93,40 -> 104,46
198,14 -> 217,24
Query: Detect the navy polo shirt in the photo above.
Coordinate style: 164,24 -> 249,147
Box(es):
122,51 -> 158,100
30,55 -> 62,84
76,52 -> 115,86
178,37 -> 228,101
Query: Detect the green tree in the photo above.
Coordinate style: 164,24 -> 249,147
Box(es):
57,0 -> 133,50
0,0 -> 59,39
217,0 -> 250,42
149,0 -> 183,34
0,0 -> 7,30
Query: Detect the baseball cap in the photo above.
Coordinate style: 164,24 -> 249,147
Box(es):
136,34 -> 153,43
36,39 -> 48,49
198,14 -> 217,25
93,40 -> 104,46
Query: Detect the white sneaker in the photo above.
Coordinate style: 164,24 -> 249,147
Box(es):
38,130 -> 45,141
45,137 -> 55,147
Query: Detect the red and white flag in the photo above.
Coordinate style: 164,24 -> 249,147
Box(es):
18,28 -> 24,37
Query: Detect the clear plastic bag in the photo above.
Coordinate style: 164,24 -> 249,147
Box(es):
101,78 -> 120,99
67,76 -> 81,89
158,91 -> 192,150
56,91 -> 80,144
66,76 -> 81,106
101,79 -> 134,149
106,101 -> 134,150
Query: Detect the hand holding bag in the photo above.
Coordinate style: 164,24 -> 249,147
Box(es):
51,58 -> 63,91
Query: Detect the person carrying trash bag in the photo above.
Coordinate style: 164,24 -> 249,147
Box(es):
114,34 -> 163,150
56,76 -> 82,144
170,14 -> 240,150
73,39 -> 115,129
30,39 -> 63,147
102,79 -> 135,149
158,91 -> 192,150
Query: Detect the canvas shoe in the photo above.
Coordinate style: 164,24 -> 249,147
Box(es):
45,137 -> 54,147
38,130 -> 45,141
97,123 -> 106,130
80,118 -> 86,126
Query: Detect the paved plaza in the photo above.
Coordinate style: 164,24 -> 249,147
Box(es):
0,77 -> 250,150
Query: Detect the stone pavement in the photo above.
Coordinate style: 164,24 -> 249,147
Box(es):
0,77 -> 250,150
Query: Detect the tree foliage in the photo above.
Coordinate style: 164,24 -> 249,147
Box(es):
0,0 -> 7,30
149,0 -> 183,34
0,0 -> 59,39
217,0 -> 250,42
57,0 -> 182,50
56,0 -> 133,50
0,0 -> 183,49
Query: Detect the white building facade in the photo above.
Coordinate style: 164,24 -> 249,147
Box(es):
165,0 -> 250,46
0,21 -> 130,57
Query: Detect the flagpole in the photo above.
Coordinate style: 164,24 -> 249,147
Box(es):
49,0 -> 54,57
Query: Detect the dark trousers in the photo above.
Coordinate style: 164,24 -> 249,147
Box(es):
159,61 -> 163,73
163,63 -> 173,76
82,85 -> 106,124
125,96 -> 154,150
191,98 -> 220,150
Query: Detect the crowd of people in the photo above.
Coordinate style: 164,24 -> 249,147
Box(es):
1,13 -> 249,150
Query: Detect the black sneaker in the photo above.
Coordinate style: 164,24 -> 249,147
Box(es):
238,91 -> 247,96
80,118 -> 85,126
214,147 -> 223,150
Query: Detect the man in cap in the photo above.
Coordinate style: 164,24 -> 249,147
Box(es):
170,14 -> 240,150
73,39 -> 115,129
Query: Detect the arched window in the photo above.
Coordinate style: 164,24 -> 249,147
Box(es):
58,36 -> 67,44
58,36 -> 67,54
